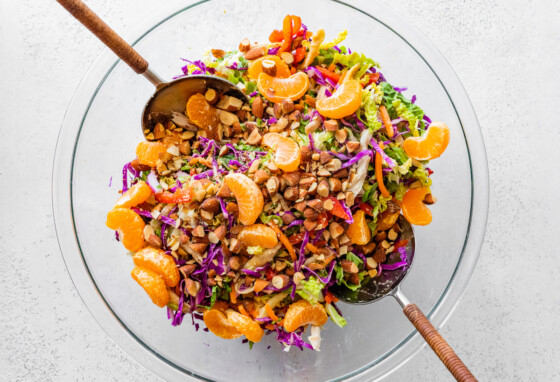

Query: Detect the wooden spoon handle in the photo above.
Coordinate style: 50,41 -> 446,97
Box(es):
56,0 -> 148,74
403,304 -> 477,382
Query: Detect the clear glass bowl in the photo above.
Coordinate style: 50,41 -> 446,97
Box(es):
52,0 -> 489,380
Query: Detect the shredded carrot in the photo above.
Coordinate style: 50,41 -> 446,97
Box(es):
277,319 -> 284,327
328,63 -> 336,72
290,15 -> 301,35
238,305 -> 250,317
268,222 -> 296,261
379,105 -> 393,138
269,29 -> 284,43
279,15 -> 292,53
265,303 -> 280,322
230,290 -> 237,304
325,291 -> 334,304
290,66 -> 296,74
265,323 -> 275,330
316,66 -> 341,83
306,243 -> 319,253
376,142 -> 391,198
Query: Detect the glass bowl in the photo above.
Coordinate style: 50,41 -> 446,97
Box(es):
52,0 -> 489,380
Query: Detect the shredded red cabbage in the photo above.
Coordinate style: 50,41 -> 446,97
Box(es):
303,261 -> 335,284
295,230 -> 310,272
338,199 -> 354,224
341,149 -> 373,169
268,47 -> 280,55
370,139 -> 396,168
242,268 -> 262,278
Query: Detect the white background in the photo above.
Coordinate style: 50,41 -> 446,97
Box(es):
1,0 -> 559,380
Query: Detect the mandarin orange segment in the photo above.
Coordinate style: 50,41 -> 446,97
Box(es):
238,224 -> 279,249
136,141 -> 167,167
223,173 -> 264,225
186,93 -> 220,139
131,266 -> 169,308
402,187 -> 432,226
346,209 -> 372,245
257,72 -> 309,103
248,55 -> 291,80
203,308 -> 243,339
226,309 -> 264,343
283,300 -> 328,333
106,208 -> 146,252
316,79 -> 362,119
403,121 -> 450,160
133,247 -> 180,287
262,133 -> 301,172
114,181 -> 152,209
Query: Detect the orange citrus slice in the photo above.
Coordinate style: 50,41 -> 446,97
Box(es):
248,55 -> 291,80
402,187 -> 432,225
238,224 -> 279,249
106,208 -> 146,252
223,173 -> 264,225
316,79 -> 362,119
114,181 -> 152,209
226,309 -> 265,343
283,300 -> 328,332
262,133 -> 301,172
346,209 -> 371,245
136,141 -> 167,168
257,72 -> 309,103
133,247 -> 180,287
403,121 -> 450,160
131,266 -> 169,308
186,93 -> 220,138
203,308 -> 243,340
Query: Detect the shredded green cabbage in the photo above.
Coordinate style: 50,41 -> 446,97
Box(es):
296,277 -> 325,304
380,82 -> 425,137
326,303 -> 347,328
333,50 -> 380,78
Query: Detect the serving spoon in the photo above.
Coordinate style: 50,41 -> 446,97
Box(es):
331,216 -> 477,381
55,0 -> 248,139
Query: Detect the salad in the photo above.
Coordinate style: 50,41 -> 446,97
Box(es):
106,15 -> 449,351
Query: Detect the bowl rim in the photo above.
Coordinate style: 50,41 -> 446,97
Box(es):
52,0 -> 489,380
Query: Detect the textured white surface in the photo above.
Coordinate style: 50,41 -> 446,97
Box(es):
1,0 -> 559,381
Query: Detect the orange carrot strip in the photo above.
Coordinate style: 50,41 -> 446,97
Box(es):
268,222 -> 296,261
265,323 -> 275,330
238,305 -> 250,317
269,29 -> 284,42
306,243 -> 319,253
376,142 -> 391,198
279,15 -> 292,53
325,291 -> 334,304
290,15 -> 301,36
265,303 -> 280,322
230,290 -> 237,304
327,63 -> 336,72
379,105 -> 393,138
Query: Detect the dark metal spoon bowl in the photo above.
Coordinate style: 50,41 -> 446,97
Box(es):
331,216 -> 477,382
141,75 -> 248,137
331,215 -> 415,304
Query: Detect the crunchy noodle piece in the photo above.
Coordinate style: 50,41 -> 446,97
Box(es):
300,29 -> 325,69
